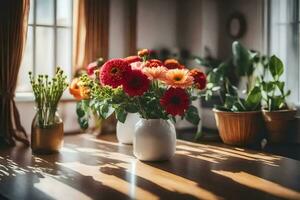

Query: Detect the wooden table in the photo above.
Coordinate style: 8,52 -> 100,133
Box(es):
0,134 -> 299,200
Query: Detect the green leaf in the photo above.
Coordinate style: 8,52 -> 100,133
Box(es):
269,55 -> 284,79
185,105 -> 200,125
115,107 -> 127,123
245,86 -> 262,110
232,41 -> 252,76
78,117 -> 88,130
262,81 -> 275,93
275,81 -> 285,94
100,103 -> 114,119
125,104 -> 139,113
76,102 -> 85,118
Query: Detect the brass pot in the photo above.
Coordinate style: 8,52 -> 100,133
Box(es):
31,112 -> 64,154
213,109 -> 263,146
262,109 -> 296,143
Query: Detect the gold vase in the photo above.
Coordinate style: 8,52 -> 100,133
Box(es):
31,109 -> 64,154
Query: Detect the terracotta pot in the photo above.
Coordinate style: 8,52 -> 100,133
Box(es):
213,109 -> 263,146
262,109 -> 296,143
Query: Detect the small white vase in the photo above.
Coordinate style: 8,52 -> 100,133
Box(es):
133,119 -> 176,161
116,113 -> 140,144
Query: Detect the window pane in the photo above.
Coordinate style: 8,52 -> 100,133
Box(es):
17,27 -> 34,92
57,0 -> 72,26
57,28 -> 72,81
28,0 -> 34,24
35,27 -> 54,76
36,0 -> 54,25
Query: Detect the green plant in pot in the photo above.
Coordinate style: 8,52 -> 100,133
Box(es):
205,41 -> 265,146
29,67 -> 68,153
259,55 -> 296,143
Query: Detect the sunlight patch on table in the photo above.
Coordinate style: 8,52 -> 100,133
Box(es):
212,170 -> 300,199
34,176 -> 92,200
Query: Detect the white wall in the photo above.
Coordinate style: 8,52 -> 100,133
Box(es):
109,0 -> 127,58
217,0 -> 264,59
137,0 -> 177,49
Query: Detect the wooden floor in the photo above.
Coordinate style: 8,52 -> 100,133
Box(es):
0,133 -> 299,200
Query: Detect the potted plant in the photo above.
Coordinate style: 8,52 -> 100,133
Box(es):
29,67 -> 68,153
70,49 -> 207,161
259,55 -> 296,143
204,41 -> 266,146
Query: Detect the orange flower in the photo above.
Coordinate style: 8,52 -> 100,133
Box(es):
163,69 -> 194,89
69,78 -> 89,100
142,66 -> 167,80
164,59 -> 185,69
138,49 -> 150,57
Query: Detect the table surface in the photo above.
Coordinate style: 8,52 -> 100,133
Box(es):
0,134 -> 299,200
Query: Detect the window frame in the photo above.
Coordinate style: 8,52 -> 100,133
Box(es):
17,0 -> 73,97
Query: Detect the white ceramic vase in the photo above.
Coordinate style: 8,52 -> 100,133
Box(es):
116,113 -> 140,144
133,119 -> 176,161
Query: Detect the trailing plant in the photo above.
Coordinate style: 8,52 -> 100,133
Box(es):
29,67 -> 68,128
259,55 -> 290,111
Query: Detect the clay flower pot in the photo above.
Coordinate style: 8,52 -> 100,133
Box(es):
262,109 -> 296,143
213,109 -> 263,146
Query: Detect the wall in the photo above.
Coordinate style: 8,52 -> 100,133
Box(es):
137,0 -> 177,50
217,0 -> 265,59
109,0 -> 127,58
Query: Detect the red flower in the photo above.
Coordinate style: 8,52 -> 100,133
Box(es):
122,69 -> 150,96
124,56 -> 141,64
99,59 -> 130,88
87,58 -> 104,76
87,61 -> 98,76
160,87 -> 189,116
189,69 -> 207,90
145,59 -> 163,68
164,59 -> 184,69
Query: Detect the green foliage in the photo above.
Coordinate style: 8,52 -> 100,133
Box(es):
197,41 -> 264,112
259,55 -> 290,111
185,105 -> 200,125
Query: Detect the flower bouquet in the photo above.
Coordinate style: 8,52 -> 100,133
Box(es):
70,49 -> 206,161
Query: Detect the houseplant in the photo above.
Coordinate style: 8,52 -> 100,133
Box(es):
29,67 -> 68,153
260,55 -> 296,143
70,49 -> 206,161
204,41 -> 265,145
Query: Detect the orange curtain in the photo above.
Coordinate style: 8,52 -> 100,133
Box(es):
0,0 -> 30,145
73,0 -> 110,71
125,0 -> 137,56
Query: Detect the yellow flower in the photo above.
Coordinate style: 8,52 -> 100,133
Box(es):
142,66 -> 167,80
163,69 -> 194,89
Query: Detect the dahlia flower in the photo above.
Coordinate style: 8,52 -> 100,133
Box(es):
144,59 -> 163,68
189,69 -> 207,90
124,56 -> 141,64
69,78 -> 89,100
163,69 -> 194,89
160,87 -> 189,116
99,59 -> 130,88
164,59 -> 185,69
122,69 -> 150,96
142,66 -> 167,80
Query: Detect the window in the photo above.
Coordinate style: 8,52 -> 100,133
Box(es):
268,0 -> 300,104
17,0 -> 73,92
